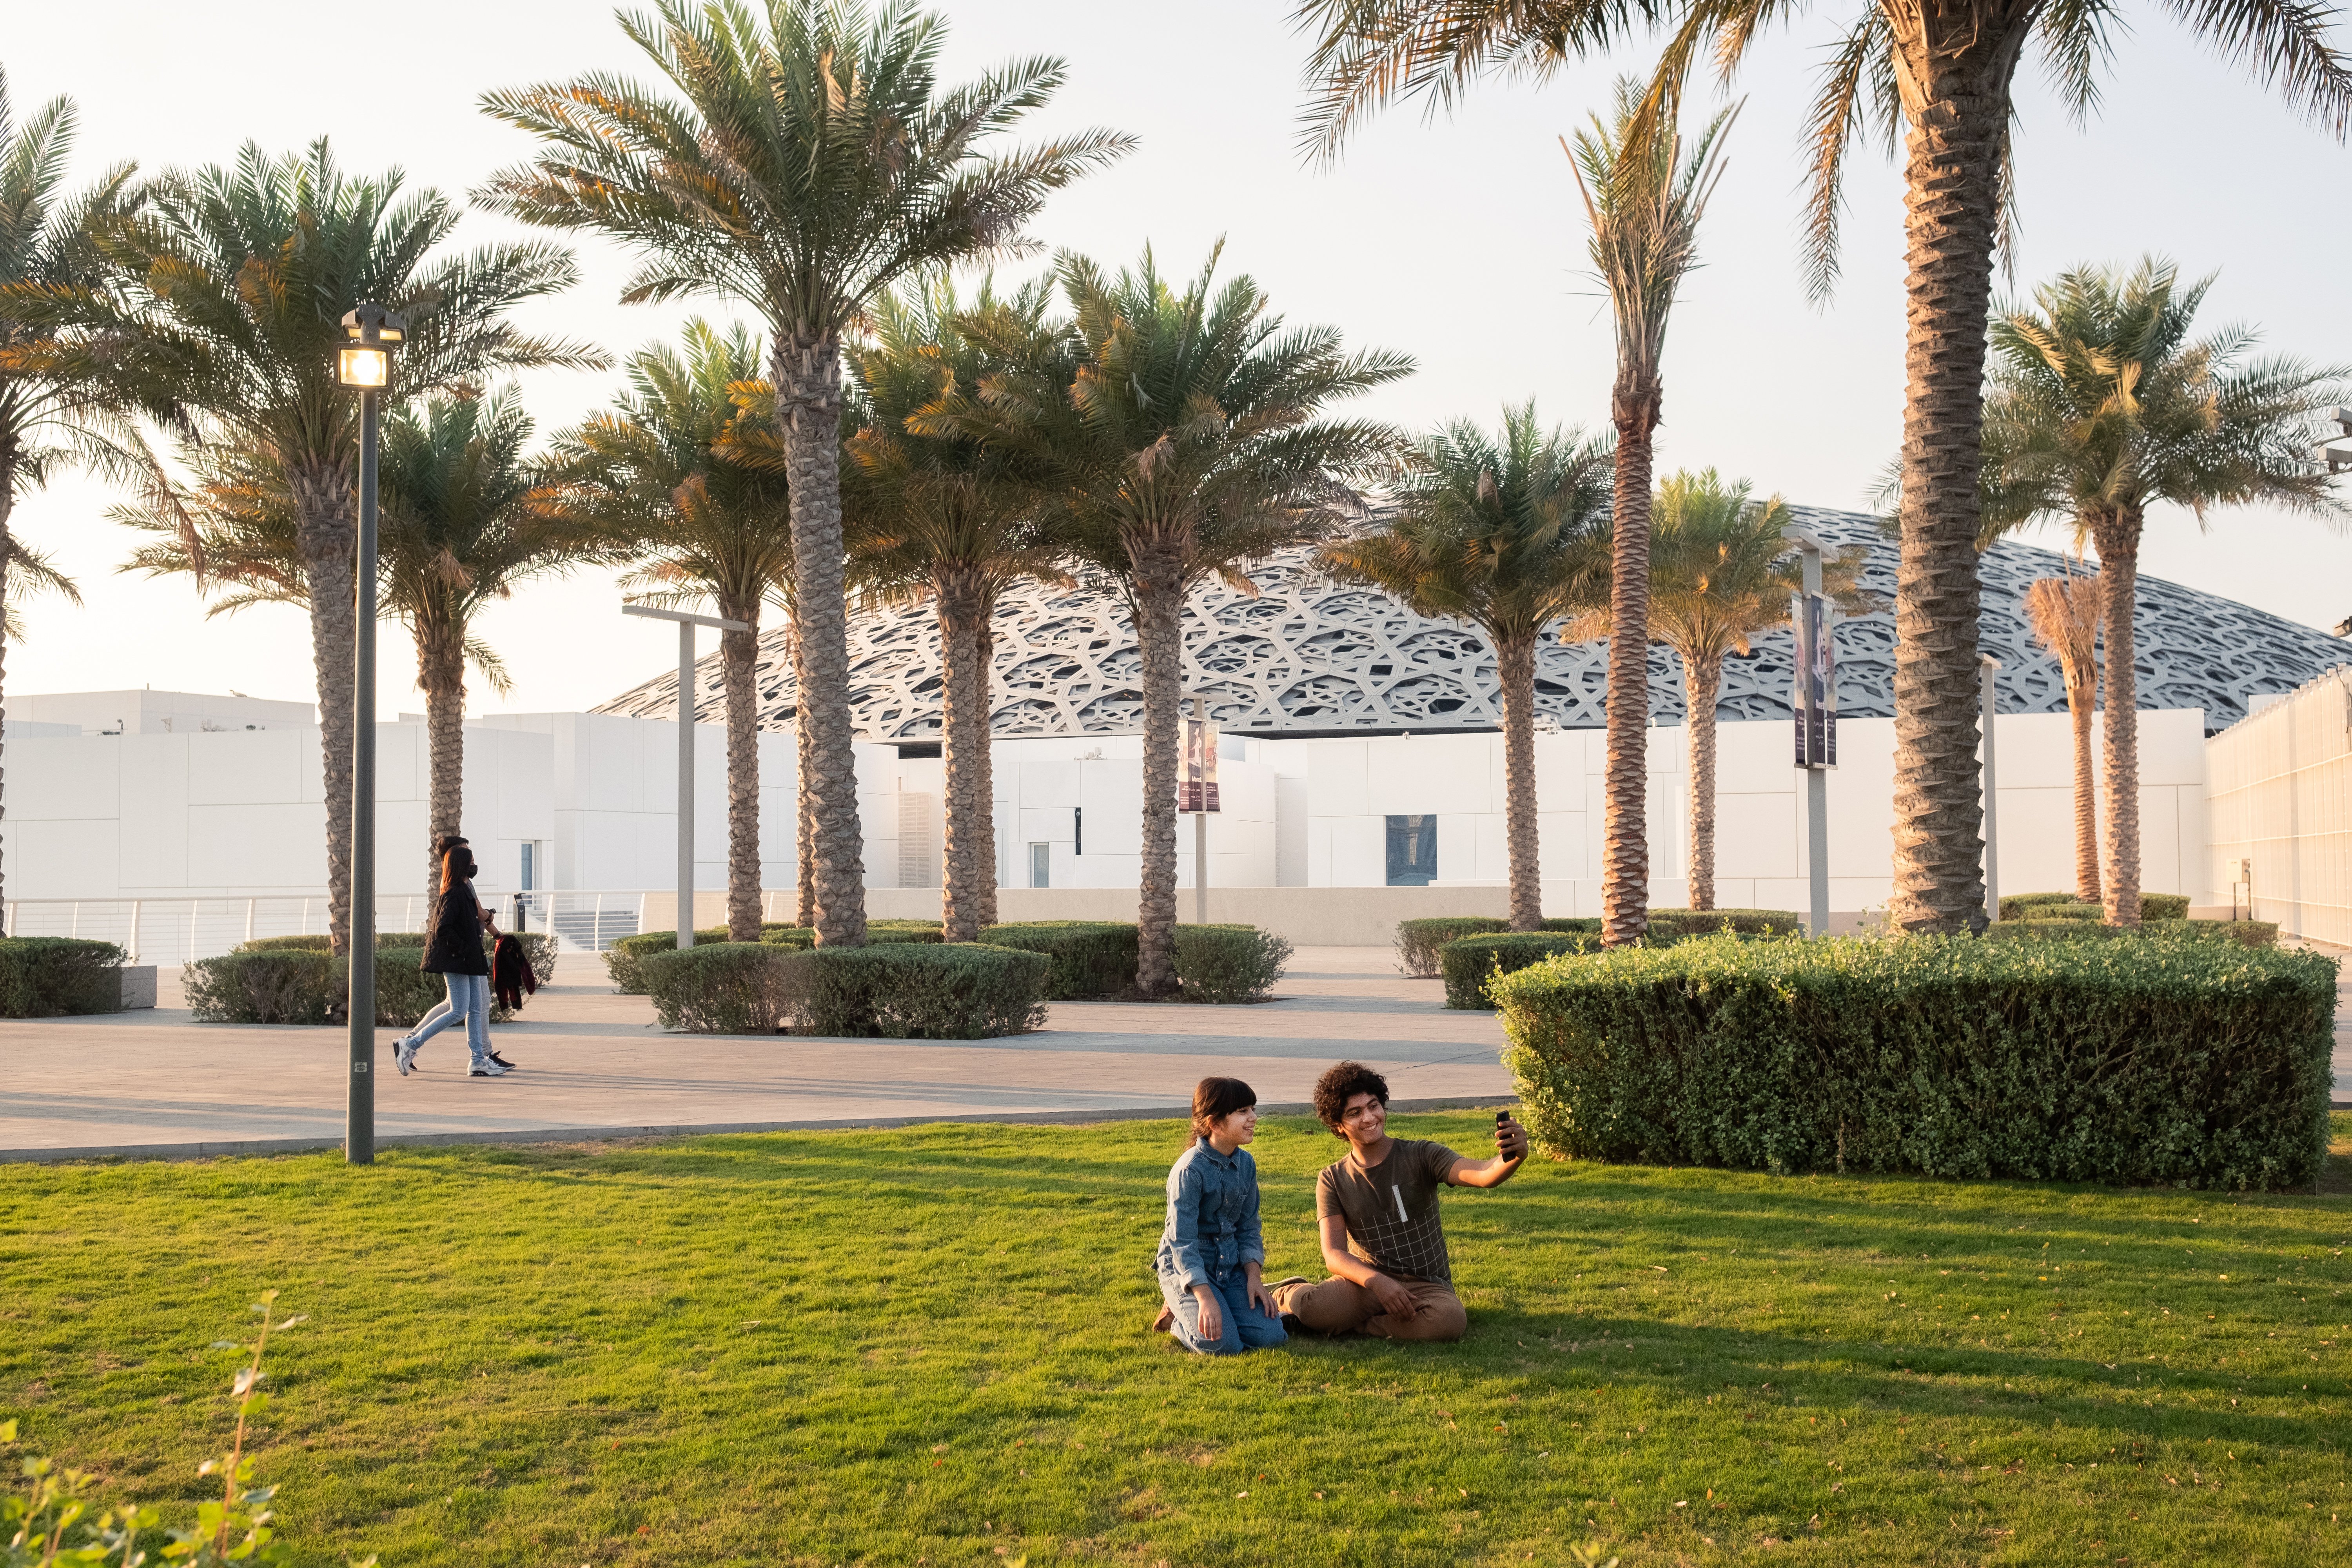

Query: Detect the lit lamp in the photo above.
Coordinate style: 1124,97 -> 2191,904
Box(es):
338,302 -> 404,1166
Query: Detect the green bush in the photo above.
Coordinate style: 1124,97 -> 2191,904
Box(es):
1644,907 -> 1804,938
1985,917 -> 2279,949
1999,891 -> 2192,922
1394,916 -> 1510,977
977,920 -> 1139,998
1440,931 -> 1605,1009
2141,893 -> 2192,921
1540,917 -> 1604,935
604,927 -> 730,993
640,943 -> 794,1034
1494,931 -> 2336,1189
780,943 -> 1051,1038
760,926 -> 816,949
185,949 -> 447,1026
245,931 -> 557,1017
0,936 -> 125,1017
1174,925 -> 1294,1004
870,924 -> 945,944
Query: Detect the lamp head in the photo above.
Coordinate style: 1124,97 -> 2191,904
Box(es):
337,303 -> 407,389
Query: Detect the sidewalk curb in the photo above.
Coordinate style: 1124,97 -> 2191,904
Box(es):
0,1096 -> 1516,1165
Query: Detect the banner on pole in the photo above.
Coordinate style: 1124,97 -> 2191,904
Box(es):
1180,716 -> 1221,813
1791,593 -> 1838,769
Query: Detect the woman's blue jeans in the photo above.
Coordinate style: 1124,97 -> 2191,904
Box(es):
406,973 -> 490,1066
1158,1267 -> 1287,1356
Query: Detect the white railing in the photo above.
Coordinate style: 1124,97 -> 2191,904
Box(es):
2,891 -> 656,963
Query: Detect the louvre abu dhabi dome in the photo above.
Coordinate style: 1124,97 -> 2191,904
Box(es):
596,506 -> 2348,741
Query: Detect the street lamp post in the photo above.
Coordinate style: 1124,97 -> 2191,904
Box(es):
1981,654 -> 2002,922
622,603 -> 751,946
338,303 -> 404,1166
1780,526 -> 1833,938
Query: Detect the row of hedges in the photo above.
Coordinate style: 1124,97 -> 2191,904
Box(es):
639,942 -> 1052,1038
603,920 -> 940,992
1395,909 -> 1799,976
2000,891 -> 2194,922
1494,930 -> 2336,1190
186,931 -> 560,1025
1986,917 -> 2278,948
1438,924 -> 1805,1008
0,936 -> 127,1017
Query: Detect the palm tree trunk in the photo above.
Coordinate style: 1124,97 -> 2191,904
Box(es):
1685,653 -> 1721,913
1882,18 -> 2029,935
1495,631 -> 1543,931
2065,656 -> 2102,906
973,615 -> 999,929
1132,550 -> 1185,998
288,459 -> 359,956
2091,508 -> 2141,927
1601,375 -> 1659,947
419,621 -> 467,899
720,595 -> 762,942
788,611 -> 815,928
938,570 -> 992,943
774,331 -> 866,947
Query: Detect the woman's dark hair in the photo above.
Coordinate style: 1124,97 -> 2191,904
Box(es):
439,844 -> 477,894
1191,1076 -> 1257,1138
1312,1060 -> 1389,1132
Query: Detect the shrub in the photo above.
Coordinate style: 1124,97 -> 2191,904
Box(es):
780,943 -> 1051,1038
185,949 -> 445,1026
1175,925 -> 1294,1004
870,924 -> 945,944
1644,907 -> 1804,937
1494,931 -> 2336,1189
1541,917 -> 1603,935
0,936 -> 125,1017
641,943 -> 795,1034
1999,891 -> 2192,922
761,926 -> 816,949
977,921 -> 1139,998
1440,931 -> 1605,1008
1394,916 -> 1510,977
2141,893 -> 2192,921
1985,918 -> 2278,949
604,927 -> 728,993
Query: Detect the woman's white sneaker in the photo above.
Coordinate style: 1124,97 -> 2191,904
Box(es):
468,1058 -> 510,1077
394,1039 -> 419,1076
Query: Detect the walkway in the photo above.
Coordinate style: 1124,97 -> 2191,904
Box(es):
0,947 -> 1512,1161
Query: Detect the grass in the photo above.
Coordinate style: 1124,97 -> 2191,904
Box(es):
4,1109 -> 2351,1567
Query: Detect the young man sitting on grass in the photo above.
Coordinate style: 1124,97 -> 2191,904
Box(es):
1269,1061 -> 1528,1342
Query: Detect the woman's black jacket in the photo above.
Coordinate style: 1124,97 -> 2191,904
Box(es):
421,882 -> 490,975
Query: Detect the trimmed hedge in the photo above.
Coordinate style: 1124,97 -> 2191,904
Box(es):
976,921 -> 1139,999
1644,908 -> 1804,937
1440,931 -> 1605,1008
1495,931 -> 2336,1189
237,931 -> 555,1018
639,943 -> 795,1033
1395,917 -> 1510,977
185,949 -> 446,1026
1999,891 -> 2194,922
780,943 -> 1051,1038
0,936 -> 126,1017
1397,912 -> 1781,977
1986,917 -> 2279,949
1175,925 -> 1294,1004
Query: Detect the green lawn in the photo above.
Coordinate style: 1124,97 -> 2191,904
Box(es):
5,1109 -> 2352,1567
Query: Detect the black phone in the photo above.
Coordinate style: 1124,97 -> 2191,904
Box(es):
1495,1111 -> 1510,1125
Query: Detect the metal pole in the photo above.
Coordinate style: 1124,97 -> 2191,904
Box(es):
678,619 -> 695,949
1798,540 -> 1829,938
347,384 -> 379,1166
1981,654 -> 2001,923
1194,810 -> 1208,924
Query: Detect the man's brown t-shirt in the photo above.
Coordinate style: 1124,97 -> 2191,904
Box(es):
1314,1138 -> 1462,1284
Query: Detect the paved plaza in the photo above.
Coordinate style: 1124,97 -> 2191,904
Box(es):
0,946 -> 1514,1161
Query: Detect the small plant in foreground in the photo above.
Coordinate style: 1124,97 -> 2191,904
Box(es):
3,1291 -> 363,1568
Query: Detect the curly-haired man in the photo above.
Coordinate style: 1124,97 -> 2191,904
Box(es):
1268,1060 -> 1528,1341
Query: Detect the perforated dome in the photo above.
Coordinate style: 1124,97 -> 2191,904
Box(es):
595,506 -> 2347,739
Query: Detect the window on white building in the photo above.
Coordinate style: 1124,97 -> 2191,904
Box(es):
1385,815 -> 1437,886
1029,841 -> 1051,888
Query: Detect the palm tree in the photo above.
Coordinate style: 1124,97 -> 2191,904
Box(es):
2019,572 -> 2103,906
845,278 -> 1066,942
0,71 -> 154,907
1566,81 -> 1732,947
20,140 -> 600,955
1319,403 -> 1610,930
379,391 -> 600,895
1979,258 -> 2346,925
1293,0 -> 2352,935
542,321 -> 796,943
1573,470 -> 1874,910
932,244 -> 1410,995
479,0 -> 1131,947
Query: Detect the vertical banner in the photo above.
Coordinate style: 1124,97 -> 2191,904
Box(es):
1791,593 -> 1838,769
1180,716 -> 1221,813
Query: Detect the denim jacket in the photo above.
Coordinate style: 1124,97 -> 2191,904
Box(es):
1154,1136 -> 1265,1289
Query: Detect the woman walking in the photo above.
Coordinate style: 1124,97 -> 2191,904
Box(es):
393,842 -> 506,1078
1151,1077 -> 1287,1356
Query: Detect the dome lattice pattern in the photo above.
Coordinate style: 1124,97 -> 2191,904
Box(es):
596,507 -> 2347,738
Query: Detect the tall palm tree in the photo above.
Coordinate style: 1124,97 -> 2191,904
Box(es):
0,71 -> 155,907
542,321 -> 797,943
1979,258 -> 2346,925
1293,0 -> 2352,935
932,244 -> 1410,995
1573,470 -> 1874,910
2020,572 -> 2103,906
1319,403 -> 1610,931
846,278 -> 1066,942
479,0 -> 1131,947
1566,80 -> 1732,947
18,140 -> 600,955
379,391 -> 600,895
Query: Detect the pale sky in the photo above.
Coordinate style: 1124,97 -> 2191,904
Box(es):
10,0 -> 2351,719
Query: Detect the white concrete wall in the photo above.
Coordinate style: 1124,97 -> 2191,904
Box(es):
973,734 -> 1278,893
9,688 -> 313,735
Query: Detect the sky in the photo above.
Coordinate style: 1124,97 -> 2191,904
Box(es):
9,0 -> 2352,719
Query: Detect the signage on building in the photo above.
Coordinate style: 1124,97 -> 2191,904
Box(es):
1791,592 -> 1838,769
1180,717 -> 1221,812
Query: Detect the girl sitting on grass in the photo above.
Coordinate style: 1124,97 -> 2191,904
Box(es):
1151,1077 -> 1289,1356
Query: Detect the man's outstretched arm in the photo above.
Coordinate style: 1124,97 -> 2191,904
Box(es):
1446,1118 -> 1529,1189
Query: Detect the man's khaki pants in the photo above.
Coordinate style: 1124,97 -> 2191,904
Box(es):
1276,1276 -> 1467,1341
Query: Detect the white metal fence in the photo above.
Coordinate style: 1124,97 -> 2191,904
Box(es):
2205,666 -> 2352,944
2,890 -> 659,964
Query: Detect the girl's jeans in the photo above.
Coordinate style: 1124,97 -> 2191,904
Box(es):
1158,1267 -> 1287,1356
407,973 -> 491,1066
